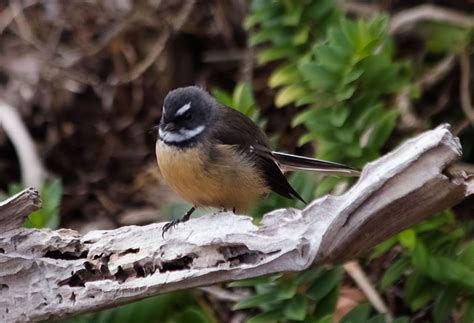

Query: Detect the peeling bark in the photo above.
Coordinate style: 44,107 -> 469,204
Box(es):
0,125 -> 472,322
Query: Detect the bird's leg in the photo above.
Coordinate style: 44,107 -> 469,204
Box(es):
232,207 -> 236,213
162,206 -> 196,237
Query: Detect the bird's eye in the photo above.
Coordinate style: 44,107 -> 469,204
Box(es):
182,111 -> 192,120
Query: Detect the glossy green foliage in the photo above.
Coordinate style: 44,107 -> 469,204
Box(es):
373,210 -> 474,322
63,291 -> 215,323
231,267 -> 342,322
293,16 -> 406,169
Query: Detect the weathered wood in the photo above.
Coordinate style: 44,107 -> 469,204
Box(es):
0,187 -> 41,233
0,125 -> 472,322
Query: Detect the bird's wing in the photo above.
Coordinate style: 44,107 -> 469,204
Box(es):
272,151 -> 361,177
210,106 -> 306,203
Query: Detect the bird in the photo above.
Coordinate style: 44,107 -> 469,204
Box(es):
155,86 -> 360,236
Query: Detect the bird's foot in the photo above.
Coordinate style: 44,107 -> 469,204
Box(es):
161,219 -> 183,237
162,206 -> 195,238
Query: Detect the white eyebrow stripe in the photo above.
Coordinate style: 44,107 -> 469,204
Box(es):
175,102 -> 192,116
159,125 -> 205,143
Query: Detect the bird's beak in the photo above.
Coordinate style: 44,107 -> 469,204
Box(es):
163,123 -> 177,132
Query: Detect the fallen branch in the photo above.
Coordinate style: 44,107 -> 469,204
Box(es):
0,125 -> 472,322
390,4 -> 473,34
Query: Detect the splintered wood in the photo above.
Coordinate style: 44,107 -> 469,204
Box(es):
0,125 -> 472,322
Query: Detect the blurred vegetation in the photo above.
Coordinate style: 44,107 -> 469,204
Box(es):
0,0 -> 473,322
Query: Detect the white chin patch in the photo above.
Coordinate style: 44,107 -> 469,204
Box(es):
159,125 -> 205,143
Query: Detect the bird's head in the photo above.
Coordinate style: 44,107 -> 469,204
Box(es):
158,86 -> 215,146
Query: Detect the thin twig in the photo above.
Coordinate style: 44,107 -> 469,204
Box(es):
199,286 -> 248,302
337,1 -> 380,17
459,48 -> 474,125
417,54 -> 456,90
395,86 -> 425,132
0,0 -> 40,35
0,100 -> 46,187
110,30 -> 171,85
344,261 -> 393,322
110,0 -> 196,85
390,4 -> 473,34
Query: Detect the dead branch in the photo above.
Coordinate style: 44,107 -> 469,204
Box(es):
0,187 -> 41,233
0,125 -> 472,322
390,4 -> 473,34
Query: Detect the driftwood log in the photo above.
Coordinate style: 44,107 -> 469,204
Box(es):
0,124 -> 472,322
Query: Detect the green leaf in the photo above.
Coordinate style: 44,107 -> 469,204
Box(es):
367,109 -> 398,149
371,236 -> 397,259
381,257 -> 409,291
299,63 -> 338,88
258,47 -> 295,64
269,64 -> 300,88
367,314 -> 388,323
306,267 -> 342,301
247,310 -> 284,323
458,240 -> 474,268
284,294 -> 308,321
403,273 -> 437,310
233,292 -> 279,310
244,6 -> 277,29
275,85 -> 306,107
212,88 -> 234,108
313,285 -> 339,319
330,105 -> 350,127
293,25 -> 310,45
340,303 -> 371,323
335,86 -> 356,101
314,44 -> 346,72
24,178 -> 62,229
421,21 -> 471,53
411,242 -> 429,272
433,287 -> 458,323
432,257 -> 474,288
315,177 -> 339,197
295,267 -> 324,285
233,83 -> 255,116
176,308 -> 212,323
342,69 -> 364,85
250,27 -> 284,46
7,182 -> 23,195
398,229 -> 417,249
277,279 -> 299,300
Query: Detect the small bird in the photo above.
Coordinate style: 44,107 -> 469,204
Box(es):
156,86 -> 360,235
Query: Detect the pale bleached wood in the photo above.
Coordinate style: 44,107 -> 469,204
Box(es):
0,187 -> 41,233
0,125 -> 472,322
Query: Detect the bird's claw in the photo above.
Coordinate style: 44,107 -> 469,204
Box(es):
162,219 -> 181,238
